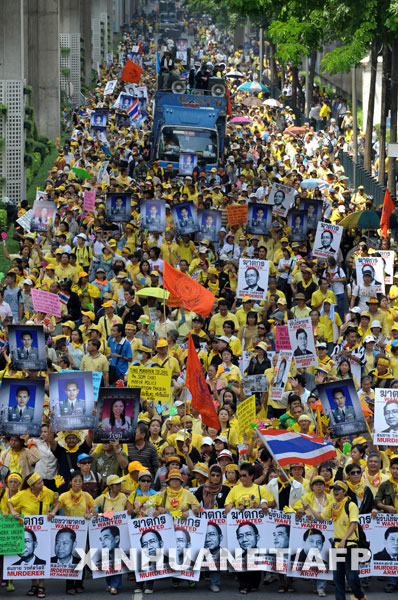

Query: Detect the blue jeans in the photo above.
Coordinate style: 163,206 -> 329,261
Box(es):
106,574 -> 122,589
209,571 -> 221,588
316,579 -> 327,592
333,549 -> 363,600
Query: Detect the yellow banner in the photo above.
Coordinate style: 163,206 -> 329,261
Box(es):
127,366 -> 172,404
236,394 -> 256,434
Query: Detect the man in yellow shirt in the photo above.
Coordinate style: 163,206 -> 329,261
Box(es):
209,299 -> 239,336
55,252 -> 79,285
311,278 -> 337,310
98,301 -> 123,339
152,338 -> 180,374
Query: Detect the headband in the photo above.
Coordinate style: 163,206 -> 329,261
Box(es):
377,357 -> 390,366
27,472 -> 41,487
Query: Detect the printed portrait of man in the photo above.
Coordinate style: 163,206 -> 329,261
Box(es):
12,529 -> 46,566
204,523 -> 223,562
16,330 -> 39,360
178,206 -> 194,229
331,388 -> 355,423
140,529 -> 164,557
143,203 -> 159,228
382,401 -> 398,435
374,527 -> 398,561
291,528 -> 326,566
273,190 -> 285,207
243,267 -> 264,292
51,528 -> 79,565
361,264 -> 381,287
8,385 -> 35,423
236,522 -> 260,551
317,229 -> 337,254
58,380 -> 86,417
293,328 -> 313,357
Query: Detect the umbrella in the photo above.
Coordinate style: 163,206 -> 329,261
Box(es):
264,98 -> 281,107
338,210 -> 380,230
300,178 -> 328,190
237,81 -> 269,93
136,287 -> 170,301
225,70 -> 244,78
241,97 -> 263,108
229,116 -> 252,125
284,126 -> 306,135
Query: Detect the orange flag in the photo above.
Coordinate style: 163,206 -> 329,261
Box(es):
186,333 -> 219,430
163,261 -> 215,317
121,59 -> 143,84
380,188 -> 395,238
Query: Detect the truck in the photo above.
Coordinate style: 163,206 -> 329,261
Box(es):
151,90 -> 228,171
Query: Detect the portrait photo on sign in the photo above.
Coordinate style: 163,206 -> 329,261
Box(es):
49,371 -> 95,431
379,250 -> 395,285
0,377 -> 45,437
140,199 -> 166,232
317,379 -> 367,437
89,512 -> 131,579
287,317 -> 317,368
30,200 -> 56,233
105,193 -> 131,223
373,389 -> 398,445
313,222 -> 343,259
355,256 -> 385,294
236,258 -> 269,301
94,387 -> 140,442
50,517 -> 87,579
171,202 -> 199,235
179,152 -> 198,176
268,183 -> 295,217
196,209 -> 222,243
8,324 -> 47,371
128,514 -> 177,580
246,203 -> 272,235
173,514 -> 207,581
3,520 -> 51,579
288,518 -> 332,579
288,210 -> 308,242
298,199 -> 323,230
90,112 -> 108,129
371,515 -> 398,566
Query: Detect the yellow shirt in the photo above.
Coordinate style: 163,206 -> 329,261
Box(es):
209,312 -> 240,335
58,490 -> 95,516
321,498 -> 359,547
80,353 -> 109,374
10,487 -> 55,515
153,487 -> 200,512
95,492 -> 128,512
294,490 -> 333,511
225,483 -> 273,507
98,314 -> 123,338
319,312 -> 342,343
55,264 -> 79,285
152,352 -> 180,375
311,289 -> 337,308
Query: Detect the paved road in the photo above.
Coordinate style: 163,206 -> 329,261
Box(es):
4,574 -> 394,599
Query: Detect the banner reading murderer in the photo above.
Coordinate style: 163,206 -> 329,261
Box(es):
89,511 -> 132,579
374,388 -> 398,445
173,512 -> 207,581
288,516 -> 333,580
3,516 -> 51,580
128,514 -> 177,581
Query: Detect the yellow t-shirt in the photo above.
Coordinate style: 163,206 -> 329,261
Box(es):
153,487 -> 200,512
10,487 -> 55,515
321,498 -> 359,547
225,482 -> 273,507
95,492 -> 128,512
58,490 -> 95,517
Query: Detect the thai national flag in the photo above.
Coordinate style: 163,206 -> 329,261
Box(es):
59,291 -> 70,305
257,429 -> 336,466
126,99 -> 140,120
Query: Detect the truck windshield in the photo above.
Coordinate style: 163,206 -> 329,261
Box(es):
158,128 -> 218,163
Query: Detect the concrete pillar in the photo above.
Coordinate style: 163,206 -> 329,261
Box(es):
27,0 -> 60,140
60,0 -> 80,32
80,0 -> 93,87
0,0 -> 25,79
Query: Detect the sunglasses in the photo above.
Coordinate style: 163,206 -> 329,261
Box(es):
80,461 -> 92,465
140,479 -> 152,483
350,471 -> 361,475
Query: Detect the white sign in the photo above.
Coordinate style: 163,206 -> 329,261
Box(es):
89,511 -> 131,579
313,222 -> 343,260
237,258 -> 269,301
288,516 -> 333,580
173,513 -> 207,581
355,256 -> 385,294
50,516 -> 87,579
288,317 -> 317,368
270,350 -> 293,403
16,209 -> 33,232
370,513 -> 398,576
3,516 -> 51,579
268,183 -> 295,217
374,388 -> 398,445
379,250 -> 395,285
104,80 -> 117,96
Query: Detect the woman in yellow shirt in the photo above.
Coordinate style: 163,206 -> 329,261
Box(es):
126,470 -> 157,517
57,471 -> 96,518
0,472 -> 21,514
153,469 -> 199,518
8,472 -> 58,599
217,407 -> 239,450
95,475 -> 127,513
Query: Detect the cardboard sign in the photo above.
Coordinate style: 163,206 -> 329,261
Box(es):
226,205 -> 248,226
288,317 -> 317,369
236,394 -> 256,433
355,256 -> 385,294
373,388 -> 398,446
127,366 -> 172,404
236,258 -> 269,301
31,288 -> 61,318
275,325 -> 291,351
270,350 -> 293,403
313,222 -> 343,260
0,515 -> 25,555
83,190 -> 96,212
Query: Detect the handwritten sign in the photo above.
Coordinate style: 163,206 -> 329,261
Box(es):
16,209 -> 33,232
275,325 -> 292,351
0,515 -> 25,554
83,190 -> 96,212
236,394 -> 256,434
31,288 -> 61,317
226,205 -> 248,226
127,366 -> 172,403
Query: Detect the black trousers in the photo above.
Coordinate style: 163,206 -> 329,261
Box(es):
237,570 -> 262,591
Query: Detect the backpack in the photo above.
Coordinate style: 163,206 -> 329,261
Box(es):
344,501 -> 370,549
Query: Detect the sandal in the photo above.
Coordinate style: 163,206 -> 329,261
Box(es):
239,589 -> 248,594
277,587 -> 287,593
109,588 -> 118,595
26,587 -> 38,597
37,588 -> 46,599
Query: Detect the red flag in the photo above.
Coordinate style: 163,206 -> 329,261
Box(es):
120,59 -> 142,84
225,85 -> 232,117
186,333 -> 219,430
380,188 -> 395,238
163,260 -> 215,317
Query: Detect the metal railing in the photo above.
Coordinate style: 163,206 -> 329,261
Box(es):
338,150 -> 386,207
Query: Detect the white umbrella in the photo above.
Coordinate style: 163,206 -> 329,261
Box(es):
225,70 -> 244,78
264,98 -> 281,107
